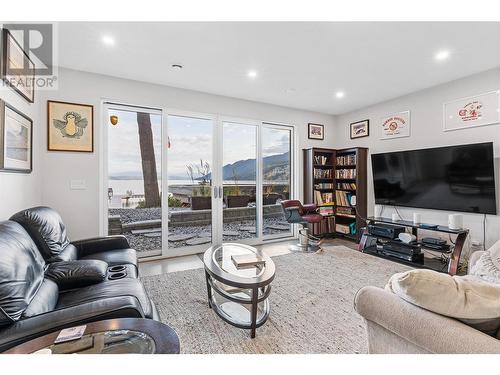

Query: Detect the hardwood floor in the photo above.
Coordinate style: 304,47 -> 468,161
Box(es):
138,238 -> 358,277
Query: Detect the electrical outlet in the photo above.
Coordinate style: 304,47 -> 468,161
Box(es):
471,239 -> 482,246
70,179 -> 87,190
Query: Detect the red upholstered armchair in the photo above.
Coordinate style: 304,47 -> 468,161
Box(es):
280,200 -> 323,251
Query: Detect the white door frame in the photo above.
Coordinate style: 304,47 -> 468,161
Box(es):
163,109 -> 220,258
261,122 -> 297,241
100,100 -> 164,258
218,115 -> 263,247
101,100 -> 297,261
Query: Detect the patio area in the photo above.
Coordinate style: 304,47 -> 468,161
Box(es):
109,205 -> 291,253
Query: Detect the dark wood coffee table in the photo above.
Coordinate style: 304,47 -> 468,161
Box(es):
4,318 -> 180,354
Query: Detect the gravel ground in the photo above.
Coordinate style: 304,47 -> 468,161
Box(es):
109,208 -> 290,252
110,208 -> 161,224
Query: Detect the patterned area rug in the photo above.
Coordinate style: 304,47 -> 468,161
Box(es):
141,246 -> 412,354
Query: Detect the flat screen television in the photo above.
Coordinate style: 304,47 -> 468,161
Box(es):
371,142 -> 497,215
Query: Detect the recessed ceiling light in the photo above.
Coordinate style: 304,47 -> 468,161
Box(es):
247,70 -> 258,79
101,35 -> 115,46
335,91 -> 345,99
285,88 -> 296,94
434,50 -> 450,61
171,64 -> 183,70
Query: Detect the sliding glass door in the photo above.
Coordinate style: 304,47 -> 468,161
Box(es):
166,113 -> 216,257
105,104 -> 163,259
262,123 -> 293,238
104,105 -> 295,258
221,120 -> 259,242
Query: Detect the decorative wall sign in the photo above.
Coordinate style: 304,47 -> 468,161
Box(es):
443,91 -> 500,132
350,119 -> 369,139
0,100 -> 33,173
47,100 -> 94,152
308,123 -> 324,140
1,29 -> 35,103
380,111 -> 410,140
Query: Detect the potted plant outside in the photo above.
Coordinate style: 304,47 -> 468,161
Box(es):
187,160 -> 212,210
225,168 -> 251,208
263,185 -> 283,205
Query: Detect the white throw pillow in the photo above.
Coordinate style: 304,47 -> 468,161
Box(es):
469,240 -> 500,284
386,269 -> 500,335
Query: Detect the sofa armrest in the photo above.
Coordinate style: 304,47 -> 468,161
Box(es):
72,235 -> 130,257
354,286 -> 500,354
0,295 -> 144,353
468,250 -> 485,274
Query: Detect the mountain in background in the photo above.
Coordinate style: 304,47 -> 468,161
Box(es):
110,152 -> 290,181
203,151 -> 290,181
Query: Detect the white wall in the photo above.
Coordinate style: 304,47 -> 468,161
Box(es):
39,68 -> 335,240
0,85 -> 42,219
334,67 -> 500,251
34,65 -> 500,251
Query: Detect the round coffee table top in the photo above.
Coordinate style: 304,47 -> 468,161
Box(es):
203,243 -> 275,288
4,318 -> 180,354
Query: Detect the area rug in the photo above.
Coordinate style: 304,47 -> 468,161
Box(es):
141,246 -> 412,354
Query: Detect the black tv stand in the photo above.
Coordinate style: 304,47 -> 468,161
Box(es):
358,217 -> 469,275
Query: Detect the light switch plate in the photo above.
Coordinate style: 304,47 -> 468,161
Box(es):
70,179 -> 87,190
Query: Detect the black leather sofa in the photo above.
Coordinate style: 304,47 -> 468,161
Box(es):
0,207 -> 159,352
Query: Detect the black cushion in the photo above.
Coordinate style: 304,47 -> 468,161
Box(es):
56,278 -> 154,318
80,248 -> 138,269
22,279 -> 59,318
45,260 -> 108,290
0,221 -> 46,327
10,207 -> 75,263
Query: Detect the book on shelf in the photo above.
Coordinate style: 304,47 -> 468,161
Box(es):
319,205 -> 334,216
336,206 -> 354,216
314,190 -> 334,205
335,168 -> 356,179
350,222 -> 357,235
313,155 -> 330,165
337,182 -> 356,190
314,168 -> 332,179
314,182 -> 334,189
336,154 -> 357,166
312,216 -> 335,236
336,222 -> 356,235
335,190 -> 355,207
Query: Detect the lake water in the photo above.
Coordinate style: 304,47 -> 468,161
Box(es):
109,179 -> 256,195
108,179 -> 287,195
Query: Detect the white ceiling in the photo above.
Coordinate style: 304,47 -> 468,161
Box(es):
57,22 -> 500,115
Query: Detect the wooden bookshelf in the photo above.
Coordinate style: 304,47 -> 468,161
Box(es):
303,148 -> 336,236
303,147 -> 367,242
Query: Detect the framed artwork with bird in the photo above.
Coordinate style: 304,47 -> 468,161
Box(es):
47,100 -> 94,152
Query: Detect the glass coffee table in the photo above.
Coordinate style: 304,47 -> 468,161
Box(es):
4,318 -> 180,354
203,243 -> 275,338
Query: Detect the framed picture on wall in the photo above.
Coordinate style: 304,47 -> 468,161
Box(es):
47,100 -> 94,152
1,28 -> 36,103
380,111 -> 411,140
443,90 -> 500,132
308,123 -> 324,140
0,100 -> 33,173
350,119 -> 369,139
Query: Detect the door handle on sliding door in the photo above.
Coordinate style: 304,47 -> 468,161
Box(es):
219,186 -> 223,199
214,186 -> 218,199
